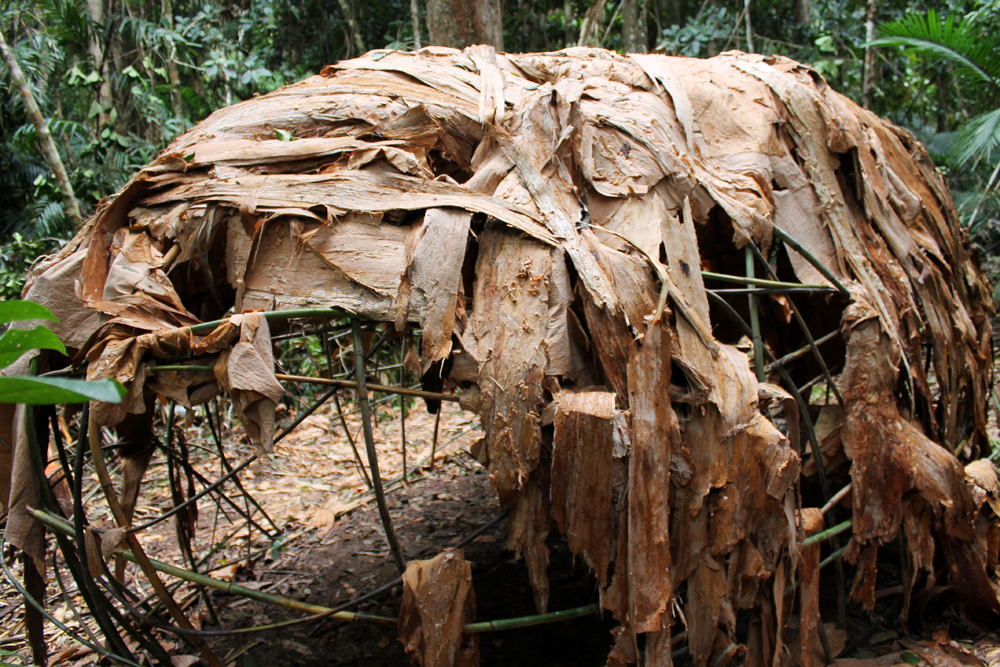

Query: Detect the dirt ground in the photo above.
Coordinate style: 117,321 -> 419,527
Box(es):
4,392 -> 1000,666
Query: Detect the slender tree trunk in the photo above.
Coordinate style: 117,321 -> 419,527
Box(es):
411,0 -> 422,48
671,0 -> 685,27
743,0 -> 753,52
622,0 -> 645,52
85,0 -> 111,127
162,0 -> 184,119
564,0 -> 575,48
936,70 -> 947,133
862,0 -> 876,108
793,0 -> 810,24
0,30 -> 82,222
426,0 -> 503,50
577,0 -> 608,46
337,0 -> 366,56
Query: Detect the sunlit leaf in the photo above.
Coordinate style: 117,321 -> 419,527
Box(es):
0,300 -> 58,325
0,376 -> 126,405
0,326 -> 67,368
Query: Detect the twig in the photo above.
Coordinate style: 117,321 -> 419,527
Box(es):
821,483 -> 852,516
430,409 -> 442,470
400,331 -> 408,483
333,391 -> 373,489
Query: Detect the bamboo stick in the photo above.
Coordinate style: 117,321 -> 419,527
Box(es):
772,227 -> 851,296
747,245 -> 766,381
747,242 -> 844,406
352,319 -> 407,573
801,519 -> 853,547
701,271 -> 831,290
188,308 -> 350,335
463,604 -> 599,632
148,366 -> 460,403
821,483 -> 852,515
765,330 -> 839,373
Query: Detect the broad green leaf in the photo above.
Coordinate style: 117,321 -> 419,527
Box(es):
0,327 -> 67,368
0,300 -> 58,325
900,651 -> 922,665
0,376 -> 126,405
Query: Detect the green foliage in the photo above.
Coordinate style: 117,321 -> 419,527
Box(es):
0,234 -> 61,300
658,7 -> 734,57
0,299 -> 125,404
873,8 -> 1000,166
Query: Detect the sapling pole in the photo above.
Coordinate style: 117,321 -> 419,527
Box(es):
352,318 -> 407,573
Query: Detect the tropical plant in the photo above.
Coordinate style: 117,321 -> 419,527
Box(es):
0,299 -> 124,404
871,8 -> 1000,232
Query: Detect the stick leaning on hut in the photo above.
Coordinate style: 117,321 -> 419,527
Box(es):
4,45 -> 998,666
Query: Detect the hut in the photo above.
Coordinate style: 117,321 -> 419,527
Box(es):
5,46 -> 997,666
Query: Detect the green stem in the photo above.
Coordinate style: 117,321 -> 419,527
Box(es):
701,271 -> 832,290
746,246 -> 766,381
189,308 -> 349,335
801,519 -> 853,546
463,604 -> 600,632
772,226 -> 851,296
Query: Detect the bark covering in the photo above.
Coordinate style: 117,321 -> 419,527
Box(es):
7,46 -> 998,667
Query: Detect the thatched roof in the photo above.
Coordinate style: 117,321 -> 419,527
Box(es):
11,45 -> 999,665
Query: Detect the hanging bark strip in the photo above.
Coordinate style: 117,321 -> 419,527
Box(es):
351,319 -> 407,573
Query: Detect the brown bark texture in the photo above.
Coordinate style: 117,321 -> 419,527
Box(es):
6,47 -> 999,667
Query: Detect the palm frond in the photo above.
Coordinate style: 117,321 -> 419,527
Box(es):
871,10 -> 1000,92
953,108 -> 1000,167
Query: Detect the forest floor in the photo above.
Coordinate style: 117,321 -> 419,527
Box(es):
3,393 -> 1000,666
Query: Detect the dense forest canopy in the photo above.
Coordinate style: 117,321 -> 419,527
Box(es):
1,0 -> 998,300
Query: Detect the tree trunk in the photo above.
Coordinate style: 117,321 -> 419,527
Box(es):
622,0 -> 645,52
564,0 -> 575,48
411,0 -> 422,48
793,0 -> 810,25
577,0 -> 608,46
337,0 -> 366,57
0,30 -> 82,222
862,0 -> 876,108
162,0 -> 184,120
426,0 -> 503,50
85,0 -> 111,127
743,0 -> 753,52
671,0 -> 685,28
